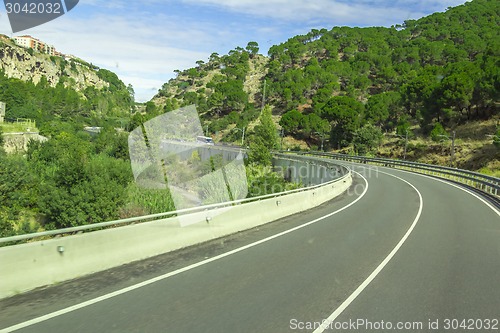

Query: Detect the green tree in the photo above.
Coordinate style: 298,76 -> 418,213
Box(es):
302,113 -> 330,139
145,101 -> 157,114
353,124 -> 383,155
247,106 -> 278,166
38,154 -> 131,228
396,116 -> 412,137
187,67 -> 199,86
279,109 -> 303,134
246,41 -> 259,57
26,132 -> 131,228
127,84 -> 135,103
365,93 -> 393,125
321,96 -> 364,148
253,105 -> 278,150
436,62 -> 477,121
0,154 -> 38,215
247,139 -> 273,167
0,126 -> 4,150
207,90 -> 224,114
312,87 -> 334,112
94,126 -> 129,160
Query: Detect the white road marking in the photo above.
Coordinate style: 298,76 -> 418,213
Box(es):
313,170 -> 423,333
348,161 -> 498,215
388,167 -> 499,216
1,172 -> 369,333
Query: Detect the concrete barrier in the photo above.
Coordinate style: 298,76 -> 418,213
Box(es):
0,160 -> 352,299
2,132 -> 48,153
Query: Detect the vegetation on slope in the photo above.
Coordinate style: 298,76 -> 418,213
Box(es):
150,0 -> 499,168
0,41 -> 138,236
1,0 -> 499,236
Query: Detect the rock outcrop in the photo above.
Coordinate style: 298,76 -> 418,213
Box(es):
0,38 -> 108,92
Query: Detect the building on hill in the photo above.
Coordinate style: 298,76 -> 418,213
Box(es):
13,35 -> 57,56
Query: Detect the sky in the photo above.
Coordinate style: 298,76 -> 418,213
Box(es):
0,0 -> 469,102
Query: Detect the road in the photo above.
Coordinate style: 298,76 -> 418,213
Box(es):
0,163 -> 498,332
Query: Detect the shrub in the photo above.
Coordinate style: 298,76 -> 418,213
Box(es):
430,123 -> 448,142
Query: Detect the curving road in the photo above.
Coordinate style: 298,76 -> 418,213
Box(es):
0,163 -> 498,333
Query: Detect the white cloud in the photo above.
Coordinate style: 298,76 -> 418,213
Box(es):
118,74 -> 165,94
182,0 -> 468,26
184,0 -> 369,23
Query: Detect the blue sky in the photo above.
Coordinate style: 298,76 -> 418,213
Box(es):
1,0 -> 468,102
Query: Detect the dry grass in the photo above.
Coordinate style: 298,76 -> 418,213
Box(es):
282,136 -> 309,150
244,55 -> 268,103
314,119 -> 499,176
377,119 -> 500,174
454,118 -> 498,140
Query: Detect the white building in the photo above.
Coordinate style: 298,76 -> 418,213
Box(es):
13,35 -> 57,56
13,36 -> 31,48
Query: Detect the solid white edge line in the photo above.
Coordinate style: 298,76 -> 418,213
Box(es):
346,162 -> 498,216
1,172 -> 369,333
387,167 -> 499,216
313,169 -> 423,333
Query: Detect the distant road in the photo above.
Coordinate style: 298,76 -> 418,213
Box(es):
1,163 -> 498,333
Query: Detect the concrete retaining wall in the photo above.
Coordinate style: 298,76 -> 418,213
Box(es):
2,132 -> 48,153
0,159 -> 352,299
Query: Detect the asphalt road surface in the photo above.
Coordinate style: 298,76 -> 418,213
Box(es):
1,163 -> 498,333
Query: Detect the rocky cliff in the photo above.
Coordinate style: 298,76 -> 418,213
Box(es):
0,37 -> 108,92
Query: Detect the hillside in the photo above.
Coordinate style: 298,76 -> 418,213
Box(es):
149,0 -> 499,173
0,36 -> 138,236
0,35 -> 134,135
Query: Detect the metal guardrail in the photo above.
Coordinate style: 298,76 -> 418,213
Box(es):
295,151 -> 500,199
0,154 -> 350,244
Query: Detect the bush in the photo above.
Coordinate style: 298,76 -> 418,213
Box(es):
247,138 -> 273,166
125,183 -> 175,215
396,117 -> 412,137
227,111 -> 239,124
209,118 -> 229,132
430,123 -> 448,142
353,124 -> 383,155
